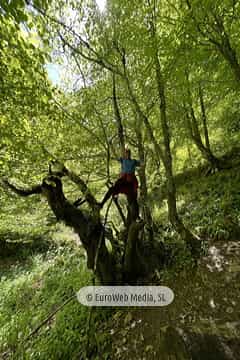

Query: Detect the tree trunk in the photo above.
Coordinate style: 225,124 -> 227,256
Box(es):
121,47 -> 200,256
135,124 -> 154,242
151,25 -> 200,256
186,100 -> 222,170
4,176 -> 116,284
215,19 -> 240,83
123,220 -> 145,283
4,170 -> 149,284
111,74 -> 142,259
198,84 -> 211,151
112,73 -> 125,154
185,81 -> 222,170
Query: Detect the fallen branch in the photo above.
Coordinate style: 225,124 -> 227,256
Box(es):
1,294 -> 76,359
25,294 -> 76,341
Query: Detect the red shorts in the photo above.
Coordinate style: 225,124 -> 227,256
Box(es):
112,173 -> 138,198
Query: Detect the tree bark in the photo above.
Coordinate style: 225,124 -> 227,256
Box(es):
121,44 -> 200,256
153,51 -> 199,254
198,84 -> 211,151
147,9 -> 201,256
135,124 -> 154,242
123,220 -> 145,283
3,168 -> 150,284
213,14 -> 240,83
111,74 -> 142,249
112,73 -> 125,154
185,82 -> 222,170
186,100 -> 222,170
4,176 -> 116,284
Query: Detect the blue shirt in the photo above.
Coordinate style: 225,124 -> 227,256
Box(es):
119,158 -> 141,174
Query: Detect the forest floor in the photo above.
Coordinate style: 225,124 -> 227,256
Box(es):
1,158 -> 240,359
105,237 -> 240,359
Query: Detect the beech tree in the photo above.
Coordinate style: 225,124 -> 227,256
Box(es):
4,0 -> 240,284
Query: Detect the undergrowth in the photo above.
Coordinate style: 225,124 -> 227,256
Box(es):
178,166 -> 240,241
0,238 -> 113,359
1,162 -> 240,359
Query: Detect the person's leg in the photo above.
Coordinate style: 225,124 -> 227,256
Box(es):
100,177 -> 125,207
127,187 -> 139,220
99,187 -> 114,207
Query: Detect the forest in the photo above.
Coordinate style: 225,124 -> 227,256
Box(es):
0,0 -> 240,358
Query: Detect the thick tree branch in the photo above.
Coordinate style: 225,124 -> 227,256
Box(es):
112,73 -> 125,154
63,167 -> 99,209
198,84 -> 211,151
2,180 -> 42,196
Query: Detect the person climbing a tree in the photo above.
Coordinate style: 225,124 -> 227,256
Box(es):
99,147 -> 141,219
